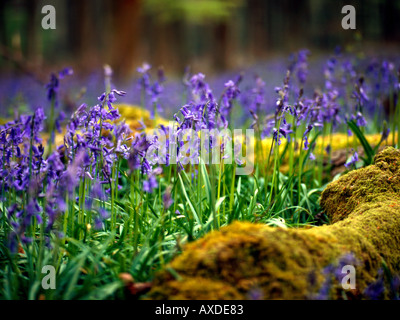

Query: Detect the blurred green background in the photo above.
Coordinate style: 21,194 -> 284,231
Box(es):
0,0 -> 399,80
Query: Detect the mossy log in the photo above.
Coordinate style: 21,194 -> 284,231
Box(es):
147,147 -> 400,300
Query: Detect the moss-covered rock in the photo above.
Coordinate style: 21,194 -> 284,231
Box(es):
146,147 -> 400,300
320,147 -> 400,223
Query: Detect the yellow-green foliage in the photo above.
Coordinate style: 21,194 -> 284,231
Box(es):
116,104 -> 169,133
146,147 -> 400,300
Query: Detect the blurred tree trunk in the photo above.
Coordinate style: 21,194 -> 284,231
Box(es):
212,21 -> 240,72
0,1 -> 7,47
67,0 -> 98,72
213,22 -> 230,71
25,0 -> 40,65
382,1 -> 400,42
111,0 -> 142,78
248,0 -> 268,60
152,20 -> 185,73
285,0 -> 310,50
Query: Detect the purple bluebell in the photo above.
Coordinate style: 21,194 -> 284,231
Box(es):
344,151 -> 359,169
364,270 -> 385,300
221,80 -> 240,118
163,186 -> 173,209
354,112 -> 367,127
143,174 -> 158,193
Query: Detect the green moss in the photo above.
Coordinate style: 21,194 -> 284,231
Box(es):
146,147 -> 400,300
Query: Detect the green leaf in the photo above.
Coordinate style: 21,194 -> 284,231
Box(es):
82,281 -> 122,300
347,120 -> 374,165
215,196 -> 226,213
200,160 -> 212,205
178,173 -> 202,228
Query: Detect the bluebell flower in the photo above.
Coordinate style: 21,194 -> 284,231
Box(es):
344,151 -> 359,169
221,80 -> 240,113
325,145 -> 331,155
58,67 -> 73,79
303,136 -> 309,150
295,49 -> 310,84
143,175 -> 158,193
304,124 -> 313,137
250,76 -> 265,114
247,287 -> 264,300
355,112 -> 367,127
163,186 -> 173,209
46,67 -> 73,105
364,270 -> 385,300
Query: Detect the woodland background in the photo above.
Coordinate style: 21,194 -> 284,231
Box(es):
0,0 -> 399,81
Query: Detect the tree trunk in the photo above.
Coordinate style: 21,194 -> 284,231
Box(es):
212,22 -> 229,72
247,0 -> 268,61
25,0 -> 40,66
111,0 -> 142,78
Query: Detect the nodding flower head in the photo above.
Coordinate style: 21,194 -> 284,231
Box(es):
364,269 -> 385,300
344,151 -> 359,169
221,80 -> 240,116
349,112 -> 367,128
250,76 -> 266,112
295,49 -> 310,84
137,62 -> 152,92
143,174 -> 158,193
189,73 -> 213,103
46,67 -> 73,104
352,78 -> 370,108
128,133 -> 153,173
46,73 -> 59,102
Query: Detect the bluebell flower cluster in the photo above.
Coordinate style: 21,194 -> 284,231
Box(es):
309,253 -> 360,300
137,63 -> 166,118
0,65 -> 142,248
